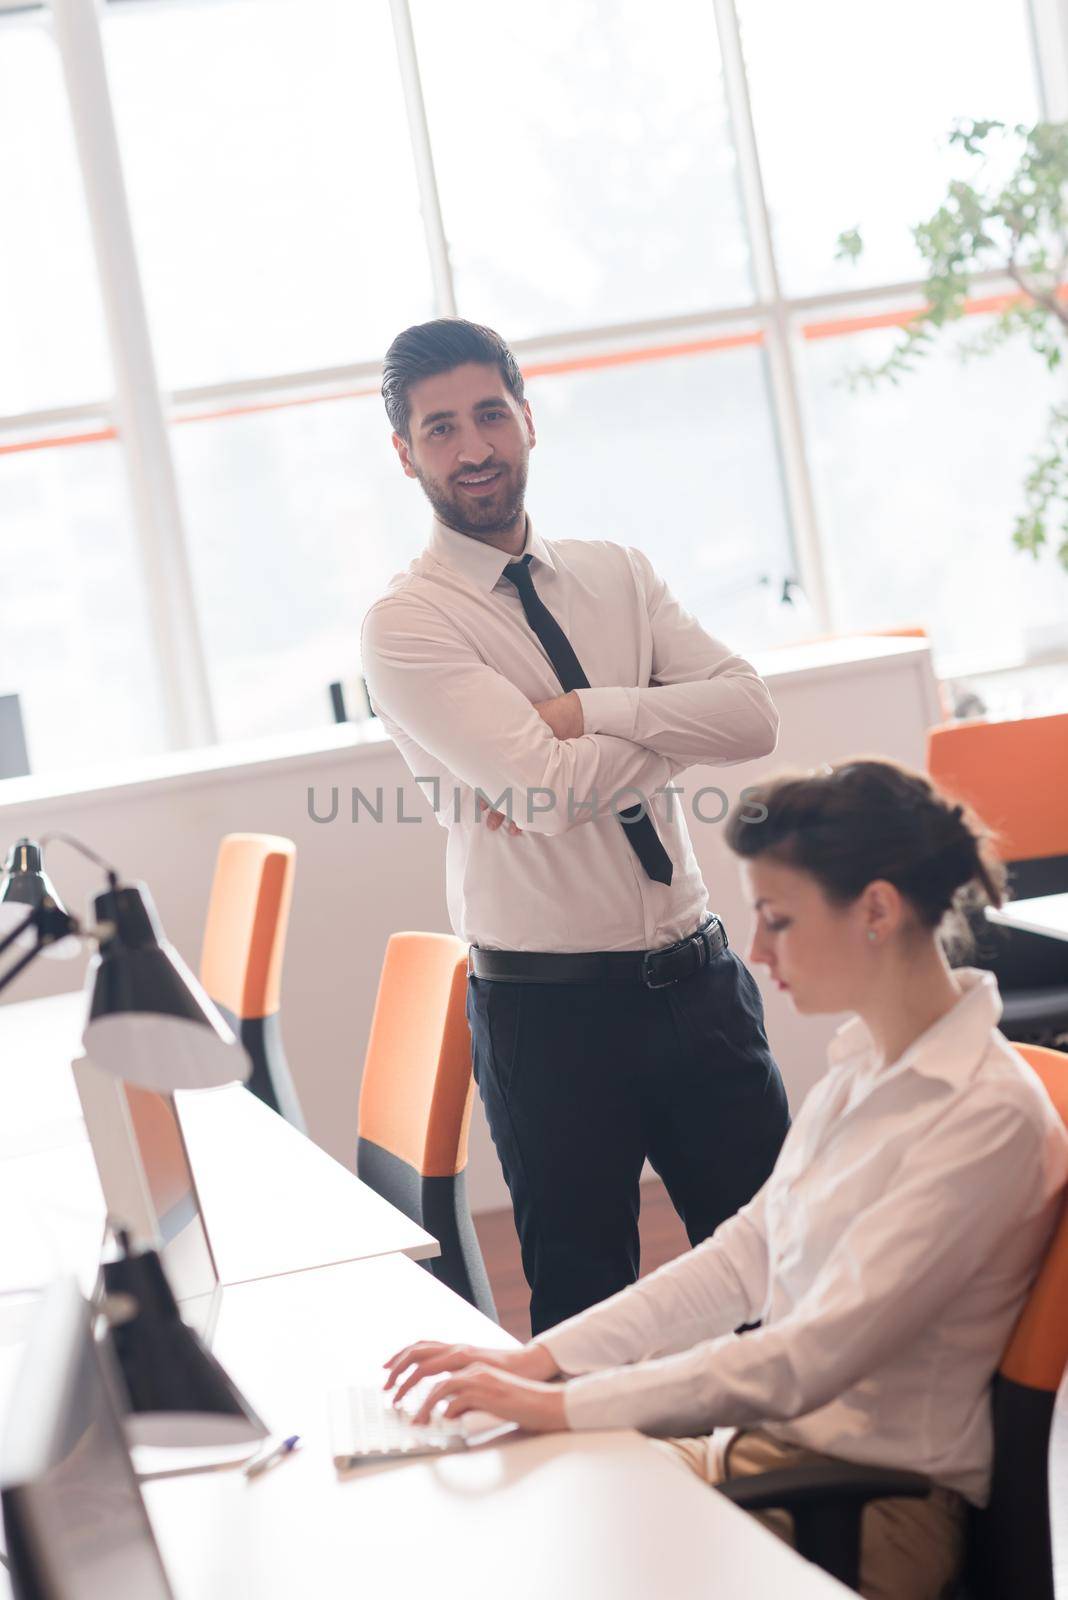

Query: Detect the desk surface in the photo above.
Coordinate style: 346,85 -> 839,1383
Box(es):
144,1252 -> 849,1600
986,893 -> 1068,943
0,990 -> 436,1293
0,994 -> 849,1598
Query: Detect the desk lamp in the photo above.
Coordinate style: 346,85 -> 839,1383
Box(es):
0,832 -> 250,1090
1,833 -> 264,1452
102,1231 -> 268,1450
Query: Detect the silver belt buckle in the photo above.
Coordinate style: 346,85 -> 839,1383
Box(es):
641,948 -> 678,990
643,921 -> 714,990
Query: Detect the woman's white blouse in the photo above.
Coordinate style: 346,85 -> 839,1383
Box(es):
536,970 -> 1068,1503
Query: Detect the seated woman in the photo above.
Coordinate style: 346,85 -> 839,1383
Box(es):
383,760 -> 1068,1600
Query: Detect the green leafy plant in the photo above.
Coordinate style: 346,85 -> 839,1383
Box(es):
836,118 -> 1068,570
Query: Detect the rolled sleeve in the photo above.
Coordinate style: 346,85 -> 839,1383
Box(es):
574,685 -> 639,741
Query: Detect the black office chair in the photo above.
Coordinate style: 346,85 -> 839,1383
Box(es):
718,1043 -> 1068,1598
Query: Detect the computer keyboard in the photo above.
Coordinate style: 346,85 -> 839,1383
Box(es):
328,1383 -> 518,1468
329,1384 -> 471,1466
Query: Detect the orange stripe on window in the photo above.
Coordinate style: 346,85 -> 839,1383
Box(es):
175,382 -> 382,428
802,288 -> 1061,341
6,286 -> 1059,454
0,425 -> 117,456
0,332 -> 765,456
522,328 -> 764,379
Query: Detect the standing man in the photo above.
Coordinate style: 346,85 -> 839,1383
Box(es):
362,318 -> 789,1336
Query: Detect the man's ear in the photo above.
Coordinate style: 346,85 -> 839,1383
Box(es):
392,431 -> 419,480
522,400 -> 536,450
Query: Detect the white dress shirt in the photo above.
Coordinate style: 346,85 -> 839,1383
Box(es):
361,517 -> 778,952
534,971 -> 1068,1504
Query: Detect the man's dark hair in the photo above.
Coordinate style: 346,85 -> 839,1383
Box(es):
382,318 -> 525,440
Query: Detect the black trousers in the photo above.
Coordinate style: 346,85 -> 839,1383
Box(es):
467,944 -> 789,1336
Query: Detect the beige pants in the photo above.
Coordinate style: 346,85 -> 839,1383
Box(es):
656,1427 -> 966,1600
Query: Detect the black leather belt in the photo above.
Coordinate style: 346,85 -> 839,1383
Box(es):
468,914 -> 728,989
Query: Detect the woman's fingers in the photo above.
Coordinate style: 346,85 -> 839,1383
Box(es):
411,1369 -> 483,1427
411,1369 -> 568,1433
390,1351 -> 461,1406
382,1341 -> 454,1390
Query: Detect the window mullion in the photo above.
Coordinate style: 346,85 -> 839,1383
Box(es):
388,0 -> 457,319
47,0 -> 217,749
1027,0 -> 1068,117
711,0 -> 833,632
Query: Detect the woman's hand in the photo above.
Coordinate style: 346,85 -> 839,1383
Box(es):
410,1365 -> 569,1433
382,1339 -> 560,1407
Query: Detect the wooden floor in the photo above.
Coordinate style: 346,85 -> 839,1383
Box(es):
473,1177 -> 690,1341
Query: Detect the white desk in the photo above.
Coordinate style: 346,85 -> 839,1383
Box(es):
143,1252 -> 850,1600
986,893 -> 1068,944
175,1082 -> 438,1284
0,991 -> 437,1294
0,996 -> 850,1598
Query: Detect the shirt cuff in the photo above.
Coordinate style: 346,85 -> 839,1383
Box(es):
574,686 -> 639,740
531,1324 -> 600,1379
562,1368 -> 639,1432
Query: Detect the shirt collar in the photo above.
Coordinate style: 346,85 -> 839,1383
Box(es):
826,968 -> 1003,1087
428,514 -> 556,593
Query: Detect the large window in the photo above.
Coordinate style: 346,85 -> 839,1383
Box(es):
1,0 -> 1064,780
410,0 -> 753,332
0,21 -> 112,415
103,0 -> 435,389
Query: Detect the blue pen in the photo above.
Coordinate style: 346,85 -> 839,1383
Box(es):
244,1434 -> 302,1478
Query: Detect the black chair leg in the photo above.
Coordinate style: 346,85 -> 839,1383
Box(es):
793,1501 -> 863,1592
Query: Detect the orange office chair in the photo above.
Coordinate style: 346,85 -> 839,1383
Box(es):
199,833 -> 306,1132
356,932 -> 496,1320
718,1043 -> 1068,1599
927,713 -> 1068,1046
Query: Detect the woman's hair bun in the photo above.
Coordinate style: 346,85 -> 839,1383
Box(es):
725,758 -> 1006,952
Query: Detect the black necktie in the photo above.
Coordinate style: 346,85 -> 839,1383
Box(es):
501,555 -> 673,886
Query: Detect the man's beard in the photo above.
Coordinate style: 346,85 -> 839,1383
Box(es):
413,456 -> 529,540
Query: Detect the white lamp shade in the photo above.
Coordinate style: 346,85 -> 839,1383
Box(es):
126,1410 -> 267,1449
82,1010 -> 251,1092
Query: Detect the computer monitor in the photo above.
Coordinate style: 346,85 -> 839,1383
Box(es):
72,1059 -> 219,1341
1,1278 -> 174,1600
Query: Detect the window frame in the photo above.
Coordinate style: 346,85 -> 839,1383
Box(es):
1,0 -> 1064,758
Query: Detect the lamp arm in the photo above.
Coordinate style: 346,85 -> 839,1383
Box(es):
39,830 -> 119,887
0,903 -> 37,960
0,925 -> 46,995
0,902 -> 95,997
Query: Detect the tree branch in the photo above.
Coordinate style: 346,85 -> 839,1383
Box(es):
1007,260 -> 1068,329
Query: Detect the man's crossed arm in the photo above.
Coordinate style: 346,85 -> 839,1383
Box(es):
361,560 -> 777,838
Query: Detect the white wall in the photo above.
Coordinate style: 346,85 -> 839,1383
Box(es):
0,639 -> 941,1213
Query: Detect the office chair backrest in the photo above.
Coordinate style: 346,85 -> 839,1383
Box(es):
977,1043 -> 1068,1600
199,833 -> 306,1132
357,933 -> 496,1320
926,713 -> 1068,867
927,714 -> 1068,1011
